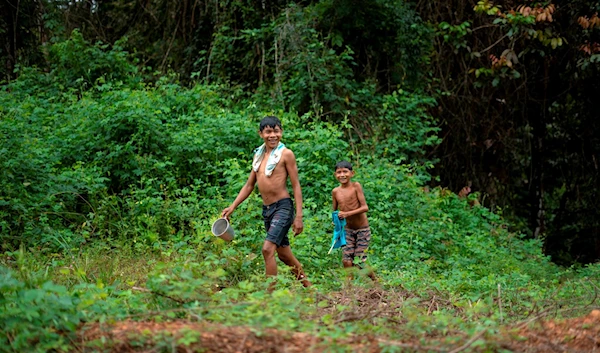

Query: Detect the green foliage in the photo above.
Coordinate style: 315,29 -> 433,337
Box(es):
8,30 -> 141,97
198,1 -> 434,131
1,30 -> 598,351
367,90 -> 440,165
5,0 -> 599,267
48,30 -> 140,89
0,264 -> 134,353
0,56 -> 584,297
0,75 -> 253,250
4,59 -> 435,253
0,267 -> 82,352
422,0 -> 600,266
438,21 -> 471,53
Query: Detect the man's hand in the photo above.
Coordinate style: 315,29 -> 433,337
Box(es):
337,211 -> 348,219
221,206 -> 234,219
292,217 -> 304,236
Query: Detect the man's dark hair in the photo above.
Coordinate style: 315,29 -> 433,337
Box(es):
335,160 -> 353,171
259,116 -> 282,131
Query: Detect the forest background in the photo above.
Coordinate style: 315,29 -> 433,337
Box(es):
1,0 -> 600,352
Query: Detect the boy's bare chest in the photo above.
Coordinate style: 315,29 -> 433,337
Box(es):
336,188 -> 358,204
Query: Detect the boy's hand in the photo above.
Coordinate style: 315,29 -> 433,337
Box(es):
337,211 -> 348,219
292,218 -> 304,236
221,206 -> 234,219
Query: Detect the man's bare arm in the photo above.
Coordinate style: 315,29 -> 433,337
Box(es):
221,170 -> 257,219
285,149 -> 304,235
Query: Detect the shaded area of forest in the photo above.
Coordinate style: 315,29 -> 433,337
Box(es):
1,0 -> 599,265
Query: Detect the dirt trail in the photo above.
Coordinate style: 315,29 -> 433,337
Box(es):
81,309 -> 600,352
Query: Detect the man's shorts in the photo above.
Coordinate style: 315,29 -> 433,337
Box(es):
262,198 -> 294,247
343,227 -> 371,263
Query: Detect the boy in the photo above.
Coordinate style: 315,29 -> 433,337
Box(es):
332,160 -> 375,279
221,116 -> 310,287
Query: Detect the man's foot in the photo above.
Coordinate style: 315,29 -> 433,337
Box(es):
298,274 -> 312,287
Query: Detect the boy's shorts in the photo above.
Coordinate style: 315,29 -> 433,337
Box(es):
262,198 -> 294,247
343,227 -> 371,263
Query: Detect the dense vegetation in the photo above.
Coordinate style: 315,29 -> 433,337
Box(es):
1,0 -> 599,352
3,0 -> 599,264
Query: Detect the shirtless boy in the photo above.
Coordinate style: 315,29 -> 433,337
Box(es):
221,116 -> 310,287
332,161 -> 375,278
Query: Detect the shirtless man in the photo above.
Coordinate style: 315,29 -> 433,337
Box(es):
332,160 -> 375,279
221,116 -> 310,287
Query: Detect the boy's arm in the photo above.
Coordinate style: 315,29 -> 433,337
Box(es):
332,189 -> 338,211
339,182 -> 369,218
285,149 -> 304,235
221,170 -> 257,219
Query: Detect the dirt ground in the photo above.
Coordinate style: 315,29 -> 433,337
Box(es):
80,309 -> 600,353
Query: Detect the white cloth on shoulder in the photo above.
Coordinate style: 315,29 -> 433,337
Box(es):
252,142 -> 286,177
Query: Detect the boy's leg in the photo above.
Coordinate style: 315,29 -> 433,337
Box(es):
343,229 -> 357,268
353,228 -> 371,261
342,230 -> 357,280
276,246 -> 311,287
366,268 -> 377,281
354,227 -> 376,281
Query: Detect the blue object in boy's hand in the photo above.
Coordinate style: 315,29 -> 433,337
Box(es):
329,211 -> 347,254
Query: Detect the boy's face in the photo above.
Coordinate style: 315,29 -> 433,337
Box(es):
334,167 -> 354,185
259,125 -> 283,149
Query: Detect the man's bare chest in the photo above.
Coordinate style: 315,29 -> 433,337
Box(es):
257,166 -> 288,184
258,157 -> 286,175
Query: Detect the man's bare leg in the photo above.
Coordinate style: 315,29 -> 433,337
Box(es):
276,246 -> 311,287
262,240 -> 278,276
262,241 -> 279,292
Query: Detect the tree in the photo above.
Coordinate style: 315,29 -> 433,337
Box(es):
418,0 -> 600,264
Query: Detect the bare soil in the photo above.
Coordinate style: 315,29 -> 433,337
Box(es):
80,309 -> 600,352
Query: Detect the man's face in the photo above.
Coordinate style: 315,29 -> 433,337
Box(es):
259,126 -> 283,148
335,167 -> 354,184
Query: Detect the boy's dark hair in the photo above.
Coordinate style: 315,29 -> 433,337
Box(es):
259,116 -> 282,131
335,160 -> 353,171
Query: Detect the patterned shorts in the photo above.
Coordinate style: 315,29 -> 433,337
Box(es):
262,198 -> 294,247
343,227 -> 371,263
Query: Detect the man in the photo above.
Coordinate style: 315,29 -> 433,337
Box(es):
221,116 -> 310,287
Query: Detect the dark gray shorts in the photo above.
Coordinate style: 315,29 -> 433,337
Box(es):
262,198 -> 294,247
